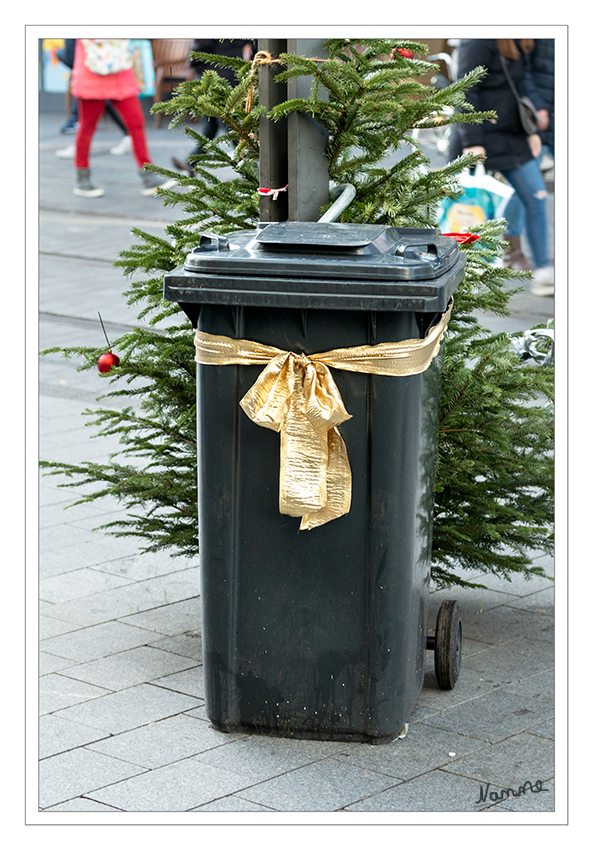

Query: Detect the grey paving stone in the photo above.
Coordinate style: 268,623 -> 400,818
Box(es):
345,767 -> 489,812
38,480 -> 113,516
88,713 -> 244,769
420,650 -> 507,710
42,575 -> 200,627
238,757 -> 398,812
41,422 -> 119,452
40,566 -> 134,604
119,597 -> 201,636
53,683 -> 201,734
40,536 -> 152,579
39,746 -> 146,809
39,209 -> 165,267
152,665 -> 205,699
333,723 -> 489,781
39,524 -> 99,555
39,498 -> 118,530
529,718 -> 555,740
457,636 -> 496,657
62,645 -> 198,690
458,604 -> 555,645
38,396 -> 95,423
41,432 -> 123,464
43,797 -> 122,812
39,713 -> 111,759
39,651 -> 78,676
41,620 -> 160,663
183,704 -> 210,722
147,632 -> 202,662
406,701 -> 442,724
530,550 -> 555,575
459,636 -> 554,688
445,731 -> 554,789
93,550 -> 199,582
475,567 -> 554,595
90,756 -> 257,812
429,585 -> 519,617
39,673 -> 110,715
65,510 -> 143,536
192,795 -> 275,812
192,735 -> 355,785
38,484 -> 75,508
39,614 -> 82,640
506,585 -> 554,615
503,669 -> 555,703
39,410 -> 89,438
421,689 -> 554,743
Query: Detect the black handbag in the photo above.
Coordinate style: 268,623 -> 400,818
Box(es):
500,55 -> 540,135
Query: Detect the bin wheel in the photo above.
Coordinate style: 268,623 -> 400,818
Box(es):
434,600 -> 462,690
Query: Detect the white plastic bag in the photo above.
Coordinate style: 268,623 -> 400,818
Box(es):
438,163 -> 514,232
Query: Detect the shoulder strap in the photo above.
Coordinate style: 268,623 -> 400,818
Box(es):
500,55 -> 522,103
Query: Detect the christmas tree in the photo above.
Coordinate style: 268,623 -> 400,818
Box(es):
40,39 -> 553,589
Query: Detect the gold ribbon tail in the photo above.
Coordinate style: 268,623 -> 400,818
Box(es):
239,353 -> 352,528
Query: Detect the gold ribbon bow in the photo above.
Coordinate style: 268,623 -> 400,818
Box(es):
194,300 -> 453,531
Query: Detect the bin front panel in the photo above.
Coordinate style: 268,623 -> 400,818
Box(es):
196,303 -> 441,742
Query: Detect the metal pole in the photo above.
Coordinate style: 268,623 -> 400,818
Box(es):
286,39 -> 330,221
258,39 -> 288,222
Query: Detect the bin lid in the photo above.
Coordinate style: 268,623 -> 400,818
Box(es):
164,222 -> 466,313
183,222 -> 460,282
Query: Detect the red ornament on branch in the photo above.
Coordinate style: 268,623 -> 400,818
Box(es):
97,312 -> 120,373
391,48 -> 414,59
97,351 -> 120,373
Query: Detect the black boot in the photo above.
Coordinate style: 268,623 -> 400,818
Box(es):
171,156 -> 193,175
504,235 -> 531,270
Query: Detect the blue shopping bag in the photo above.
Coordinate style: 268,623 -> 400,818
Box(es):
130,39 -> 155,98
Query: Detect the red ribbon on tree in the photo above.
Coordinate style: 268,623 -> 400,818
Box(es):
442,232 -> 480,245
257,185 -> 289,200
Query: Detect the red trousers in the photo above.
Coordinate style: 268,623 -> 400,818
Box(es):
75,96 -> 151,169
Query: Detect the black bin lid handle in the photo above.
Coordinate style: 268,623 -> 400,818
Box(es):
198,232 -> 229,252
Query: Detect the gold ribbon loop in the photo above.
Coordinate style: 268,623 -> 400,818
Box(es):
194,300 -> 452,530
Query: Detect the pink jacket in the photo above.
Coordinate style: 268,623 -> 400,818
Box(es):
71,39 -> 139,100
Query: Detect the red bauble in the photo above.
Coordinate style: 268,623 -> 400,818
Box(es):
97,351 -> 120,373
392,48 -> 414,59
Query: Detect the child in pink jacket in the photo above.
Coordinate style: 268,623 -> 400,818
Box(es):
71,39 -> 175,197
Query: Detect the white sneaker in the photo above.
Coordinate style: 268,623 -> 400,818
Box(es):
73,168 -> 105,198
531,266 -> 554,297
55,143 -> 75,158
140,169 -> 178,195
110,135 -> 132,155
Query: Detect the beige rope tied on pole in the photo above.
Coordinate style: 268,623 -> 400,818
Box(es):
245,50 -> 285,114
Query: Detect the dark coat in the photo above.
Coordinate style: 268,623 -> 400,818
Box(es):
190,39 -> 256,85
453,39 -> 535,172
523,39 -> 555,150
